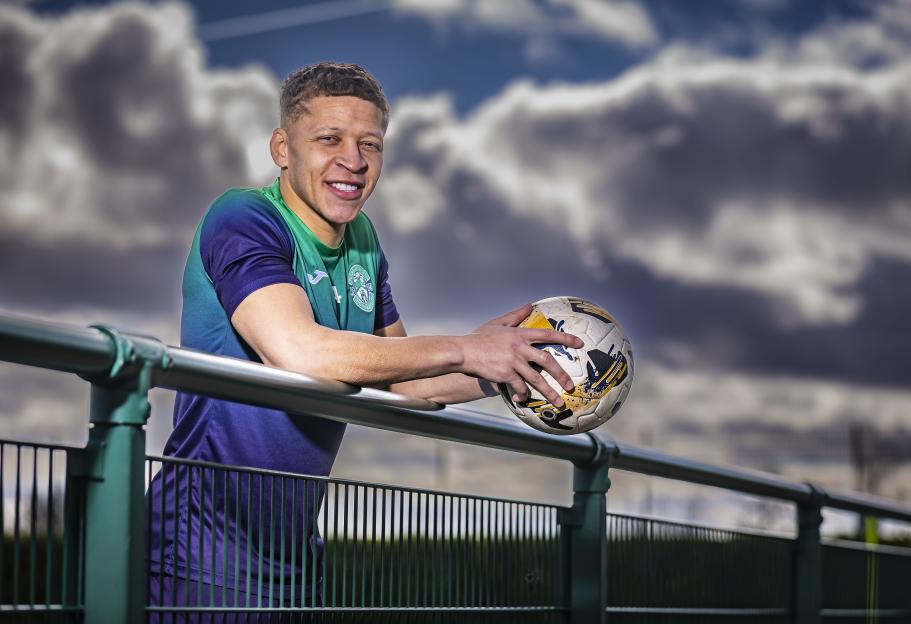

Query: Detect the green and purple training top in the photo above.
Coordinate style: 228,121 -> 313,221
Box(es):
146,178 -> 398,600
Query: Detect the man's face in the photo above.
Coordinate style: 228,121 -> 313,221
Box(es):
278,95 -> 384,229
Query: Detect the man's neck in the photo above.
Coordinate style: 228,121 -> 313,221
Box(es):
278,173 -> 345,248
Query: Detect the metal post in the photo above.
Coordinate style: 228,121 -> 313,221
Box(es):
73,327 -> 153,624
563,436 -> 613,624
793,485 -> 824,624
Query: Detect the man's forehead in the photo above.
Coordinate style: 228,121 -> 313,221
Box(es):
297,96 -> 384,134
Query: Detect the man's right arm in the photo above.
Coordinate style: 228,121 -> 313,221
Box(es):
200,195 -> 580,407
230,283 -> 582,407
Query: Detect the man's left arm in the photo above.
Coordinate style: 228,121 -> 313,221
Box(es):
376,320 -> 498,404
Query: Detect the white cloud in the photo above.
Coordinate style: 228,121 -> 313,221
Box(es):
0,2 -> 279,322
371,6 -> 911,326
391,0 -> 658,50
551,0 -> 657,48
0,2 -> 277,248
373,167 -> 447,234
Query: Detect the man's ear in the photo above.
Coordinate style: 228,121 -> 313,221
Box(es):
270,128 -> 289,168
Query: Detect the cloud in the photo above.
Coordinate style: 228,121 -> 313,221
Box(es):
369,5 -> 911,329
391,0 -> 658,50
0,2 -> 277,313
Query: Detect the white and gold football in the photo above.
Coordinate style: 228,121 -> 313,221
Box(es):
500,296 -> 634,435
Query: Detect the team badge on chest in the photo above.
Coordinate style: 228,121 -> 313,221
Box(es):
347,264 -> 375,312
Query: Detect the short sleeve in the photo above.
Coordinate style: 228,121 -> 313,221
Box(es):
374,252 -> 400,330
200,194 -> 302,318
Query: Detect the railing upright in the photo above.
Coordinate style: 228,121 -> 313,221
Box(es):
564,436 -> 613,623
793,485 -> 824,624
75,328 -> 155,624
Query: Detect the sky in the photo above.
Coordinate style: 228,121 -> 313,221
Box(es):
1,0 -> 910,534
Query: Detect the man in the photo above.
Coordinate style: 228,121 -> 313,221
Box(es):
146,62 -> 580,620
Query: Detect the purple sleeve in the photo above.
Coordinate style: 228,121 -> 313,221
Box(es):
200,198 -> 301,319
374,253 -> 400,330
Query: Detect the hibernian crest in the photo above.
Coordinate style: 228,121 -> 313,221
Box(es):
347,264 -> 375,313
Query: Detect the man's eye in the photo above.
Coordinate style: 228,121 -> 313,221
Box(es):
361,142 -> 382,152
318,136 -> 338,143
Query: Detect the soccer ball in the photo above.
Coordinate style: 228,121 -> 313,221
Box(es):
500,296 -> 634,435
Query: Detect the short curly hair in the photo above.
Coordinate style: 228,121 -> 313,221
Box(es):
280,62 -> 389,131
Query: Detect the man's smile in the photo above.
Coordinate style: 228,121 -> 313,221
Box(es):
326,180 -> 364,200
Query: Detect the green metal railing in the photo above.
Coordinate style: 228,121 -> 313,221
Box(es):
1,313 -> 910,623
0,441 -> 82,622
144,455 -> 565,622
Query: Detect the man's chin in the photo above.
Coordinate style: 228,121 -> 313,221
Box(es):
323,204 -> 364,226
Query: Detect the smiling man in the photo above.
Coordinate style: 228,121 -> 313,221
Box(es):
146,62 -> 580,618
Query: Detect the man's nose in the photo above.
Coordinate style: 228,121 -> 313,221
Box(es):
336,140 -> 367,173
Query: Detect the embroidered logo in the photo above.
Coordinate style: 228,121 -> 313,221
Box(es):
306,269 -> 329,285
347,264 -> 375,313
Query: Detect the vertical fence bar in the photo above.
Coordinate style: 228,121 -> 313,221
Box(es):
564,442 -> 612,624
28,448 -> 37,609
45,450 -> 54,611
794,486 -> 824,624
79,353 -> 152,624
13,445 -> 21,605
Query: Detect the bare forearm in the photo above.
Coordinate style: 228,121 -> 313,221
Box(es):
233,286 -> 581,409
389,373 -> 498,405
264,326 -> 465,387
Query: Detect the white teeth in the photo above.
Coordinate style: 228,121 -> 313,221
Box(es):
330,182 -> 357,192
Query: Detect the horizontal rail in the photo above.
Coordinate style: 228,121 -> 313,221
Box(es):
606,607 -> 790,616
608,438 -> 815,503
147,334 -> 596,464
823,538 -> 911,557
606,439 -> 911,523
3,312 -> 911,522
147,606 -> 568,613
147,453 -> 562,508
821,609 -> 911,619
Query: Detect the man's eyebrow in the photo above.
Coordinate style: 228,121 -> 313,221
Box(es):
312,126 -> 383,140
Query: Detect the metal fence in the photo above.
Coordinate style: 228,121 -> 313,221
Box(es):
0,441 -> 82,623
144,455 -> 565,622
1,314 -> 911,623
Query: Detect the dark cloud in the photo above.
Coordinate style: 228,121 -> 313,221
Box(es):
365,4 -> 911,386
0,10 -> 35,140
0,3 -> 276,315
0,233 -> 186,315
374,191 -> 911,387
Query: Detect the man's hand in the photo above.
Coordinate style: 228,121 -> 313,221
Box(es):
458,304 -> 583,408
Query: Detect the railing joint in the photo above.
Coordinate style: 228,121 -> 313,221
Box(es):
82,324 -> 137,383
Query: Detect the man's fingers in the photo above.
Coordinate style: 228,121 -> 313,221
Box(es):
526,347 -> 575,392
506,376 -> 530,404
523,328 -> 585,349
517,362 -> 566,409
493,303 -> 533,327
